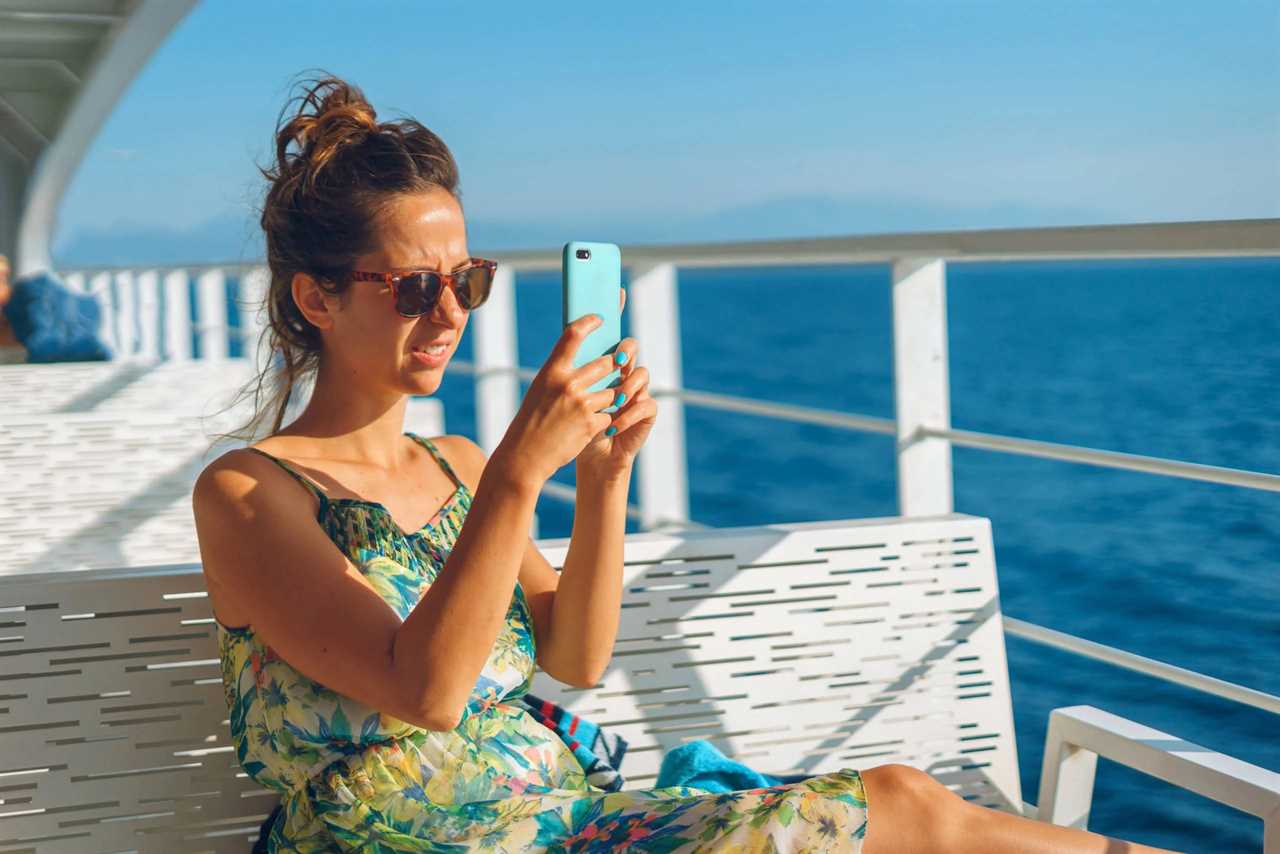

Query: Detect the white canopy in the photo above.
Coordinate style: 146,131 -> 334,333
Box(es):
0,0 -> 195,276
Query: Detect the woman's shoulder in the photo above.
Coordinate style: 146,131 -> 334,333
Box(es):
192,443 -> 317,522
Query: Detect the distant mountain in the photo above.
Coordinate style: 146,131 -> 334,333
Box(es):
52,194 -> 1107,267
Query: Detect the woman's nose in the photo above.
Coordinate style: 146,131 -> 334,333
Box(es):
431,278 -> 467,324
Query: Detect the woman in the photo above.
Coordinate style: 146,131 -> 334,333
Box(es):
194,74 -> 1175,853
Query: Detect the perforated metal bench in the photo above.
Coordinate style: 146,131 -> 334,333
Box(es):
0,396 -> 443,576
1,515 -> 1276,852
0,359 -> 258,418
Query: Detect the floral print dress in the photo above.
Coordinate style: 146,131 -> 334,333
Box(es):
216,433 -> 870,852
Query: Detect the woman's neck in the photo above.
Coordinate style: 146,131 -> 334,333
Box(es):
277,357 -> 412,469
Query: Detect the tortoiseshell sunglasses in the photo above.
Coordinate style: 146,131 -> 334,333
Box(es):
349,258 -> 498,317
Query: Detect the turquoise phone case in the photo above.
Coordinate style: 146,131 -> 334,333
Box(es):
562,241 -> 622,413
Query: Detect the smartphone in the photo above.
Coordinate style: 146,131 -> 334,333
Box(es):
562,241 -> 623,413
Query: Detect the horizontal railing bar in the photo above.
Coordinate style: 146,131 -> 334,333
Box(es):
538,449 -> 709,531
1004,617 -> 1280,716
54,218 -> 1280,276
450,360 -> 1280,492
448,360 -> 897,436
928,426 -> 1280,493
539,478 -> 645,524
670,387 -> 898,435
228,361 -> 1280,503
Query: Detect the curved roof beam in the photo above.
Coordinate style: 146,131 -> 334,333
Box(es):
7,0 -> 197,276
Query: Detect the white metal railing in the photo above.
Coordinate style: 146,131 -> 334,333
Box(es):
56,217 -> 1280,723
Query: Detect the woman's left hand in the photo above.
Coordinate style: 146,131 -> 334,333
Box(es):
575,288 -> 657,480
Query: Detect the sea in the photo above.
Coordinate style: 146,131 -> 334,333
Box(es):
229,256 -> 1279,851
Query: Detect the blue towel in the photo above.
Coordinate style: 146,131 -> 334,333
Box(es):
655,739 -> 810,792
3,270 -> 112,363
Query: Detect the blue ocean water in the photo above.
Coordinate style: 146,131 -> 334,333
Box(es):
238,257 -> 1277,851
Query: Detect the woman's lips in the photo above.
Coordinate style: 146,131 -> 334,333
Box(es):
410,344 -> 449,367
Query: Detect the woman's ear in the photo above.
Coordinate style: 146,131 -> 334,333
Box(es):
291,271 -> 336,331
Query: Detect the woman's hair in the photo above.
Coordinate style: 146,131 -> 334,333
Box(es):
220,71 -> 461,442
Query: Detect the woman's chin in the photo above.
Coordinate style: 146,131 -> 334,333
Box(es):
402,364 -> 445,396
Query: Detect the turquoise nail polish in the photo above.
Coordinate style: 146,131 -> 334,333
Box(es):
614,391 -> 626,406
605,425 -> 617,437
615,351 -> 628,365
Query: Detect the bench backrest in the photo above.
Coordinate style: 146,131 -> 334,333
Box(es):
0,514 -> 1019,852
0,359 -> 258,417
0,398 -> 443,576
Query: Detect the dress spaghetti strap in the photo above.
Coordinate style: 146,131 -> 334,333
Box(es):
242,447 -> 329,507
406,433 -> 464,490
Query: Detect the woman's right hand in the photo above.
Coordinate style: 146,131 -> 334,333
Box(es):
492,313 -> 625,488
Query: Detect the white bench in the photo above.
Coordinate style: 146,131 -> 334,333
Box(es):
0,359 -> 259,417
0,397 -> 444,576
0,515 -> 1275,852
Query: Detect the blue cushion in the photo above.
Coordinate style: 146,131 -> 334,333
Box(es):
2,271 -> 113,363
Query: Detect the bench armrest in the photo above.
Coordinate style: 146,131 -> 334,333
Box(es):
1036,705 -> 1280,851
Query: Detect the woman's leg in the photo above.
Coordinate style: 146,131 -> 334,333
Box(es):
861,764 -> 1181,854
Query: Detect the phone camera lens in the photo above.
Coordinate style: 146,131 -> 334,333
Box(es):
576,248 -> 591,260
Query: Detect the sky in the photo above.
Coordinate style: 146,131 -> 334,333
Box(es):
51,0 -> 1280,266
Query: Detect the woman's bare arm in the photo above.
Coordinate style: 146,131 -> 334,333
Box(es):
437,435 -> 630,689
193,444 -> 540,730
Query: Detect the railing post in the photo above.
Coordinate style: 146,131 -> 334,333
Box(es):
1036,716 -> 1099,828
891,258 -> 954,516
470,264 -> 532,534
163,269 -> 192,360
629,262 -> 689,530
136,269 -> 161,359
113,269 -> 136,357
472,264 -> 520,455
195,268 -> 228,361
238,265 -> 271,372
88,271 -> 115,354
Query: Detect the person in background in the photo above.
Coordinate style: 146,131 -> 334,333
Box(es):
0,254 -> 27,364
0,257 -> 111,363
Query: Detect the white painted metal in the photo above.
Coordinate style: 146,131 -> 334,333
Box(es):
479,218 -> 1280,269
675,386 -> 897,435
403,396 -> 445,439
1005,617 -> 1280,716
1038,705 -> 1280,852
931,425 -> 1280,494
112,268 -> 136,356
629,262 -> 690,530
9,0 -> 199,274
471,264 -> 520,456
892,258 -> 954,516
195,268 -> 228,361
0,358 -> 258,417
87,270 -> 115,353
0,514 -> 1024,852
163,268 -> 192,360
136,268 -> 161,359
468,264 -> 535,535
533,514 -> 1023,805
0,407 -> 252,575
238,264 -> 271,372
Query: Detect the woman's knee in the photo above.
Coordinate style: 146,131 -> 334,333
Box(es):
862,764 -> 975,852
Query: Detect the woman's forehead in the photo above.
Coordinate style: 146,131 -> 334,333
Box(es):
371,196 -> 469,270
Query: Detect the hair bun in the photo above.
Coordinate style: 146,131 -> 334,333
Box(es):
273,75 -> 379,190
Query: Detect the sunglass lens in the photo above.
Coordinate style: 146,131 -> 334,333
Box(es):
456,265 -> 494,309
396,273 -> 442,316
